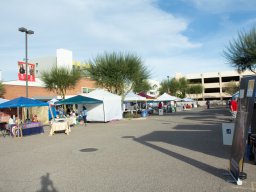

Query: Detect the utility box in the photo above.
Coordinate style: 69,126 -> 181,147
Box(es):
222,123 -> 235,145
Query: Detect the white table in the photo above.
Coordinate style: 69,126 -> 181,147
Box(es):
49,119 -> 71,136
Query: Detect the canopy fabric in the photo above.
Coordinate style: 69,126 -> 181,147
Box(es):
0,98 -> 9,104
55,95 -> 102,105
155,93 -> 180,101
138,92 -> 155,99
182,98 -> 194,102
124,92 -> 146,102
0,97 -> 48,109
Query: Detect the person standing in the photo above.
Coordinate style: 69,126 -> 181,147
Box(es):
230,98 -> 238,121
206,100 -> 210,109
82,106 -> 88,125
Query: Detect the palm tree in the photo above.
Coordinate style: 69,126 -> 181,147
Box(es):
0,82 -> 6,98
41,67 -> 81,99
88,52 -> 150,96
224,26 -> 256,73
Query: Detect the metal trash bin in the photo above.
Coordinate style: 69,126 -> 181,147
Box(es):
222,123 -> 235,145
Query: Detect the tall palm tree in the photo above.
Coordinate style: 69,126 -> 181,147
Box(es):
224,26 -> 256,73
88,52 -> 150,96
41,67 -> 81,99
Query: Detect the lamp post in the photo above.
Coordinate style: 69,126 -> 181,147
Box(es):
167,75 -> 170,93
18,27 -> 34,98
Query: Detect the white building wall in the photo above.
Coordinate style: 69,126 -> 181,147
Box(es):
30,56 -> 56,78
56,49 -> 73,70
29,49 -> 73,78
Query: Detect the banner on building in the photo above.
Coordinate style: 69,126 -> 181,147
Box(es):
18,61 -> 35,82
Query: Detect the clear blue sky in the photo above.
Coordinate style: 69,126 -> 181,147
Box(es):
0,0 -> 256,82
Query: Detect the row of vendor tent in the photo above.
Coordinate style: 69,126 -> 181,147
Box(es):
124,92 -> 194,102
56,89 -> 123,122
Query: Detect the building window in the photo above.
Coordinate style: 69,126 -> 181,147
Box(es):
222,76 -> 240,82
204,88 -> 220,93
189,79 -> 201,84
82,87 -> 94,93
204,77 -> 219,83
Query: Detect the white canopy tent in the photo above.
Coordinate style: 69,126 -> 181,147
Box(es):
81,89 -> 123,122
124,92 -> 146,102
155,93 -> 180,101
124,91 -> 147,111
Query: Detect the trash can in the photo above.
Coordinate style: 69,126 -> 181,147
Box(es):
159,109 -> 163,115
222,123 -> 235,145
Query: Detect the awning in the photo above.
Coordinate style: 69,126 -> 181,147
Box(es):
55,95 -> 103,105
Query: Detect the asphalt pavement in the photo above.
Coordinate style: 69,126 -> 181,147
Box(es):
0,106 -> 255,192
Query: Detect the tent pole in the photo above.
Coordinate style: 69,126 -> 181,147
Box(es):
103,101 -> 106,122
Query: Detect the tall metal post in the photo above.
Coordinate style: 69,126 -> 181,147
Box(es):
25,32 -> 28,98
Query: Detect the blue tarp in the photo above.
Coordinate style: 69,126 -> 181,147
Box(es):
0,97 -> 48,109
55,95 -> 103,105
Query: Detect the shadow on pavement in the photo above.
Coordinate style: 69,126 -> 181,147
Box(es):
132,107 -> 232,180
134,137 -> 227,180
36,172 -> 58,192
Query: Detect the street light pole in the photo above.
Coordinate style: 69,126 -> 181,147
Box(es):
167,75 -> 170,93
18,27 -> 34,98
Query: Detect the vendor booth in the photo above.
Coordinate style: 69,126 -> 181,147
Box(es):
155,93 -> 181,114
84,89 -> 123,122
124,91 -> 147,117
0,97 -> 48,137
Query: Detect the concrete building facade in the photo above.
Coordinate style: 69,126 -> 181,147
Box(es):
176,70 -> 255,101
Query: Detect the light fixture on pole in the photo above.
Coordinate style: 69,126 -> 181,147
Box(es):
18,27 -> 34,98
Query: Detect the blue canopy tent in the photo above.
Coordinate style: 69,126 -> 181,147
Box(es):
0,97 -> 48,109
0,97 -> 49,136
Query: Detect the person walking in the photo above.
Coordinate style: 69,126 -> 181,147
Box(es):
82,106 -> 88,125
230,98 -> 238,121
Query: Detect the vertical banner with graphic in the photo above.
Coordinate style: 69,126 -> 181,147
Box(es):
18,61 -> 35,82
229,76 -> 256,183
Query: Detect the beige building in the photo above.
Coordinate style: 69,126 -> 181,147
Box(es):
176,70 -> 255,101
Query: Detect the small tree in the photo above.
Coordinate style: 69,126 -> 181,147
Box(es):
224,26 -> 256,73
159,77 -> 188,98
0,82 -> 6,98
41,67 -> 81,99
223,81 -> 239,95
133,79 -> 151,93
187,84 -> 203,101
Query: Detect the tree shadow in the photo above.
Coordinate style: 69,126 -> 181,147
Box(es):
37,173 -> 58,192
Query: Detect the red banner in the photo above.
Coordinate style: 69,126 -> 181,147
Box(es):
18,61 -> 35,82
